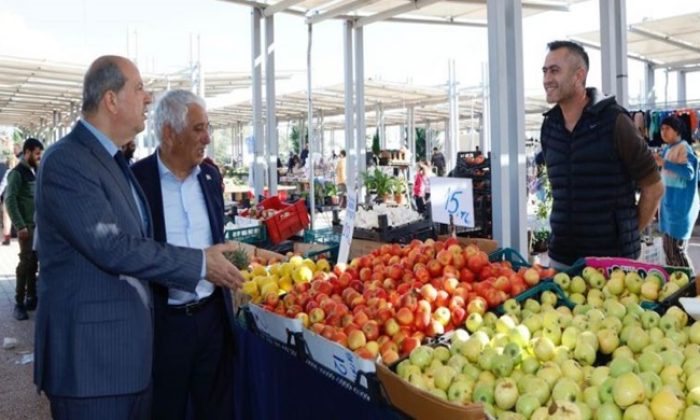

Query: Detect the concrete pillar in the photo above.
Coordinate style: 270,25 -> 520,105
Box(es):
599,0 -> 628,106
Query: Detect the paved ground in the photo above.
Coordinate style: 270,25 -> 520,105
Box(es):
0,239 -> 51,420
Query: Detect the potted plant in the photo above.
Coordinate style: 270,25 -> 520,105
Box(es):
362,169 -> 393,203
391,178 -> 406,204
325,183 -> 339,206
529,164 -> 552,254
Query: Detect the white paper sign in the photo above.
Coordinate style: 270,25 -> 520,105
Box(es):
336,191 -> 357,266
302,328 -> 376,388
248,303 -> 302,344
429,177 -> 475,227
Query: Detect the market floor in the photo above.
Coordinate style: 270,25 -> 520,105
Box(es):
0,239 -> 51,420
1,230 -> 700,420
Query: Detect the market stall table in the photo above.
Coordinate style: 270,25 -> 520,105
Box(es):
232,321 -> 407,420
225,184 -> 296,202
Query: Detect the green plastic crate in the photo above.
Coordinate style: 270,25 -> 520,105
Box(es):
224,224 -> 266,244
488,247 -> 530,270
490,280 -> 574,316
303,228 -> 341,245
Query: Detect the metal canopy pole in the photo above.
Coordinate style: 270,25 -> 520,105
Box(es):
265,14 -> 279,196
645,63 -> 656,109
599,0 -> 628,106
354,26 -> 366,176
677,70 -> 687,107
343,20 -> 356,190
307,24 -> 316,229
487,0 -> 527,255
447,59 -> 459,173
251,7 -> 265,198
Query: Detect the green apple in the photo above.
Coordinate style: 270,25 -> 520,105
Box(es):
638,351 -> 664,374
553,272 -> 571,290
560,359 -> 584,384
609,356 -> 638,377
496,314 -> 517,334
570,275 -> 587,294
428,387 -> 447,400
515,393 -> 540,418
622,312 -> 641,327
537,363 -> 562,388
407,371 -> 429,391
578,331 -> 599,351
472,381 -> 495,405
532,336 -> 555,362
669,271 -> 690,288
494,377 -> 519,410
591,366 -> 611,387
478,370 -> 496,385
660,364 -> 686,387
619,294 -> 639,307
666,330 -> 689,347
462,332 -> 488,363
523,298 -> 541,313
588,271 -> 606,289
503,298 -> 521,316
465,312 -> 483,333
597,329 -> 620,354
490,332 -> 509,349
650,388 -> 684,420
551,377 -> 581,403
641,310 -> 661,329
599,378 -> 616,404
491,353 -> 514,378
553,346 -> 571,365
587,289 -> 605,307
447,353 -> 467,371
573,303 -> 591,316
478,347 -> 498,371
528,377 -> 551,405
446,378 -> 474,403
409,345 -> 434,368
597,402 -> 623,420
569,293 -> 586,305
433,365 -> 457,391
667,306 -> 689,328
508,325 -> 531,348
640,280 -> 659,301
624,272 -> 643,294
574,342 -> 596,366
613,372 -> 645,408
601,316 -> 623,333
461,362 -> 481,381
660,349 -> 685,367
572,314 -> 589,331
523,313 -> 543,333
584,386 -> 601,410
659,282 -> 681,301
561,326 -> 579,350
540,290 -> 558,306
623,404 -> 653,420
606,275 -> 625,296
684,357 -> 700,377
433,346 -> 451,363
649,327 -> 665,342
638,371 -> 663,400
612,345 -> 634,360
586,308 -> 605,326
604,300 -> 627,319
543,325 -> 562,346
685,406 -> 700,420
483,311 -> 498,327
626,327 -> 649,353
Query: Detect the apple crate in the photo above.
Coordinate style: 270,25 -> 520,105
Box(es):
489,280 -> 574,316
378,343 -> 486,420
303,227 -> 342,245
487,248 -> 530,271
300,328 -> 382,403
265,200 -> 310,244
566,257 -> 694,314
245,303 -> 306,357
224,224 -> 266,244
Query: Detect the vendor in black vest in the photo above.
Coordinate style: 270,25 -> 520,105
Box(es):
540,40 -> 664,270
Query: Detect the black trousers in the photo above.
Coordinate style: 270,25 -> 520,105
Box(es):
15,225 -> 38,305
152,289 -> 234,420
47,384 -> 152,420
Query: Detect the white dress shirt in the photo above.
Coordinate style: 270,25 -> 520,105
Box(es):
157,152 -> 215,305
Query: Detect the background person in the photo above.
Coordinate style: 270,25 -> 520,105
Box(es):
5,138 -> 43,320
654,115 -> 700,270
336,149 -> 347,208
430,146 -> 446,176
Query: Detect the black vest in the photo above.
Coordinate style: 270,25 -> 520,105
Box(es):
541,89 -> 640,265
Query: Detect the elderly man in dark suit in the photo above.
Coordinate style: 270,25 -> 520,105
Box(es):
131,89 -> 234,420
34,55 -> 243,420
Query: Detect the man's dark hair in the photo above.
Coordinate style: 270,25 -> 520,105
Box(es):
23,138 -> 44,153
547,40 -> 589,71
433,147 -> 438,152
340,150 -> 346,157
82,56 -> 127,114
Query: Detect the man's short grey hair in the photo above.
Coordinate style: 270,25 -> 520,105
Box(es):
153,89 -> 207,141
82,56 -> 127,114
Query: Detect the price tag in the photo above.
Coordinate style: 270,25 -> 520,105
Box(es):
336,191 -> 357,266
302,328 -> 375,387
430,177 -> 475,227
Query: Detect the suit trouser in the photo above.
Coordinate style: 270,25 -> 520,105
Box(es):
47,384 -> 152,420
15,225 -> 38,305
152,289 -> 234,420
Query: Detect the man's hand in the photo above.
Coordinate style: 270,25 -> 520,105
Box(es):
205,243 -> 245,290
653,152 -> 664,168
17,228 -> 29,241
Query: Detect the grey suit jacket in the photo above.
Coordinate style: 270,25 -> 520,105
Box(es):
34,121 -> 203,398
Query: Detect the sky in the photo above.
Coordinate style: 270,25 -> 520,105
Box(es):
1,0 -> 699,109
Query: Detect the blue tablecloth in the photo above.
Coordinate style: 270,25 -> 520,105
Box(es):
232,322 -> 407,420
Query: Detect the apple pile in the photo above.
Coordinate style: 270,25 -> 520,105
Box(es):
395,281 -> 700,419
255,238 -> 552,363
240,255 -> 332,304
554,266 -> 691,307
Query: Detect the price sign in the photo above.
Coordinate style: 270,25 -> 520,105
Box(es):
336,190 -> 357,266
430,177 -> 475,227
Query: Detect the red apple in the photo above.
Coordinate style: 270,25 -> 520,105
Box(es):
396,307 -> 415,326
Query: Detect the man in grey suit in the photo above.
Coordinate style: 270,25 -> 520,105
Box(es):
34,55 -> 244,420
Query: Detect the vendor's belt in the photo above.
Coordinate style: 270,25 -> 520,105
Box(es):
167,289 -> 220,316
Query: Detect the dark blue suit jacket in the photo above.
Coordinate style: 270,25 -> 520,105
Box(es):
34,122 -> 203,398
131,153 -> 235,328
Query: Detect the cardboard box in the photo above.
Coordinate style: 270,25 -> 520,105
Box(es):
437,235 -> 499,254
377,363 -> 486,420
349,239 -> 386,260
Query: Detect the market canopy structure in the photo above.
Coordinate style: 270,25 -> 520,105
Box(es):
0,55 -> 293,134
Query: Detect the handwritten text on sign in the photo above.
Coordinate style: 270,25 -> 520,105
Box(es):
430,177 -> 475,227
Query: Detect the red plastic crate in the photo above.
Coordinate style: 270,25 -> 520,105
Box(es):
265,200 -> 310,244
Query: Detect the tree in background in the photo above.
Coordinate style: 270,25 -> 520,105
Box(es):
371,128 -> 380,158
289,126 -> 301,156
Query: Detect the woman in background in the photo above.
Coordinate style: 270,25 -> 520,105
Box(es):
655,115 -> 700,270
